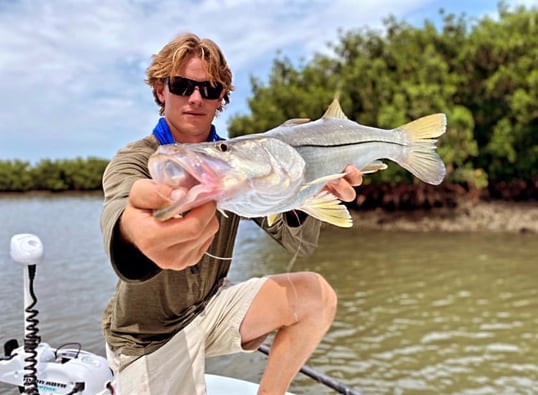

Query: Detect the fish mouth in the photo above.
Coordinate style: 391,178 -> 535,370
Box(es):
149,147 -> 225,219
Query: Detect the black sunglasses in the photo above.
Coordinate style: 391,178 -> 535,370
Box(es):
164,76 -> 223,100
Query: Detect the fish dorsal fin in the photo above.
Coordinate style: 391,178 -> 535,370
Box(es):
281,118 -> 311,126
299,191 -> 352,228
322,98 -> 348,120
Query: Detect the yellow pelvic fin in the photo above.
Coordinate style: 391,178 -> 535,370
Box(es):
399,113 -> 447,140
299,191 -> 352,228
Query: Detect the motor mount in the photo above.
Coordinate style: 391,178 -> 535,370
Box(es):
1,234 -> 116,395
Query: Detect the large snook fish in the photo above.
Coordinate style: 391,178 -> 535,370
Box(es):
149,98 -> 447,227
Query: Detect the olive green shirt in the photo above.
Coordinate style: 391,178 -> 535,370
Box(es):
101,135 -> 321,356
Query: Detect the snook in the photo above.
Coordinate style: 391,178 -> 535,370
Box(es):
149,99 -> 447,227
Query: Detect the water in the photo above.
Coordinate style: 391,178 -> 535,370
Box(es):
0,194 -> 537,394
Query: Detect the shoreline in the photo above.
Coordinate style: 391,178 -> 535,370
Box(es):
349,200 -> 538,234
1,191 -> 536,234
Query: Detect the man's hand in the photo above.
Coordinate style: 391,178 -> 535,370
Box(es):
323,165 -> 363,202
119,179 -> 220,270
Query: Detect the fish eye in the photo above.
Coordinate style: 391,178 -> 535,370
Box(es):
216,142 -> 229,152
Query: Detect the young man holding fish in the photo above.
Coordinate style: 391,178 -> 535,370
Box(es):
100,33 -> 362,395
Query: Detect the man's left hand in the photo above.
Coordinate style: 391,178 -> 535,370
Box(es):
323,165 -> 362,202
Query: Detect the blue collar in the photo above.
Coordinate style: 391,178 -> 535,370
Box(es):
152,117 -> 223,144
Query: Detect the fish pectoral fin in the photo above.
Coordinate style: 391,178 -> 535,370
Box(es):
361,161 -> 388,174
300,173 -> 347,191
300,191 -> 352,228
266,213 -> 280,227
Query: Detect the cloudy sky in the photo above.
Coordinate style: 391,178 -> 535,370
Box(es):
0,0 -> 536,163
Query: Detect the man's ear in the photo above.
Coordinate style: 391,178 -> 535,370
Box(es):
155,81 -> 166,103
217,91 -> 226,112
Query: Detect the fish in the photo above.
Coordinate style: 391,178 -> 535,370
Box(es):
148,98 -> 447,227
149,136 -> 311,221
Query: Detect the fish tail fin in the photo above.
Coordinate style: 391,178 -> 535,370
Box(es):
398,113 -> 447,185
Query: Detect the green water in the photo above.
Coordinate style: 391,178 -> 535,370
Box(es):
211,224 -> 538,394
1,195 -> 537,394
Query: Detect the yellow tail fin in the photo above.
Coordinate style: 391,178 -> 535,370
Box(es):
400,113 -> 447,140
397,113 -> 447,185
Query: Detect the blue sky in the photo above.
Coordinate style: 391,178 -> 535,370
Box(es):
0,0 -> 536,163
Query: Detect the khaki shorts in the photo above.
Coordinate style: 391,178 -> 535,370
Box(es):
106,277 -> 267,395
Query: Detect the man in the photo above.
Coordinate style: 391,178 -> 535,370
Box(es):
101,32 -> 362,395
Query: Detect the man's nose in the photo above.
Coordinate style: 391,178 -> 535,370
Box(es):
188,86 -> 203,101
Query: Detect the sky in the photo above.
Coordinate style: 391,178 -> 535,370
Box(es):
0,0 -> 536,163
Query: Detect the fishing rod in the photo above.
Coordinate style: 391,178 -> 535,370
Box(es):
257,344 -> 362,395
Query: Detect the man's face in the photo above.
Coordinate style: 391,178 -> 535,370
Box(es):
155,56 -> 225,143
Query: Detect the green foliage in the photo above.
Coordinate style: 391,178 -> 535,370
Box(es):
3,4 -> 537,195
0,157 -> 109,192
0,160 -> 33,192
228,3 -> 538,190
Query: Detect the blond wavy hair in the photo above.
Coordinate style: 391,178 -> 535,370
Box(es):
145,33 -> 234,115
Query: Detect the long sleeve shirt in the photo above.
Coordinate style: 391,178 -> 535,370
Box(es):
100,135 -> 321,356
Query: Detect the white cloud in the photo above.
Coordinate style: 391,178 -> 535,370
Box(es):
0,0 -> 535,162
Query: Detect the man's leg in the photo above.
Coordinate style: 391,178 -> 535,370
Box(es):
105,316 -> 208,395
240,271 -> 338,395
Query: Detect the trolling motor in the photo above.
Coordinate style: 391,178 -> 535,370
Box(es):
0,234 -> 115,395
1,234 -> 360,395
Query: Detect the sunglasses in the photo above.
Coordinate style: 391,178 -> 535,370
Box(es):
164,76 -> 223,100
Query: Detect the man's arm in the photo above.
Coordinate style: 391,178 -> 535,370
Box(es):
101,138 -> 220,281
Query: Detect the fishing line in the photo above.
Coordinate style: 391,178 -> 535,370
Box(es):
285,210 -> 307,324
285,210 -> 304,273
204,251 -> 233,261
287,272 -> 299,324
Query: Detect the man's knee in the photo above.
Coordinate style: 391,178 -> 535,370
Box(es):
295,271 -> 337,323
314,272 -> 338,321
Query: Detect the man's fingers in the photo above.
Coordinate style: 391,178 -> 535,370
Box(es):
324,165 -> 363,202
343,165 -> 363,186
149,200 -> 218,244
129,179 -> 175,210
182,201 -> 219,231
328,180 -> 356,202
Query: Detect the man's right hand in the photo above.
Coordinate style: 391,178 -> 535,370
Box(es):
119,179 -> 220,271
